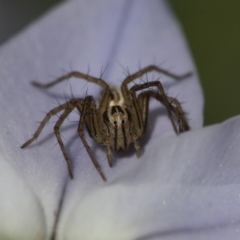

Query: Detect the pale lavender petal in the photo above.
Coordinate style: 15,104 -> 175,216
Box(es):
0,158 -> 45,240
0,0 -> 203,239
65,116 -> 240,240
55,0 -> 203,237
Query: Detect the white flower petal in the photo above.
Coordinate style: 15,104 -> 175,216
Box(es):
49,0 -> 203,237
0,158 -> 45,240
65,116 -> 240,240
0,0 -> 203,238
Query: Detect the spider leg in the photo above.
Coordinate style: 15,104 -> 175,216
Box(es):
138,90 -> 190,134
77,96 -> 107,181
165,96 -> 190,132
54,107 -> 76,179
21,100 -> 79,148
130,81 -> 178,134
78,95 -> 113,171
32,71 -> 109,89
133,140 -> 141,158
122,65 -> 192,87
125,89 -> 142,157
106,146 -> 113,167
121,65 -> 192,123
136,92 -> 150,135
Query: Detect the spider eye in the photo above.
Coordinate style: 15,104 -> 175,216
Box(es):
122,120 -> 125,124
114,121 -> 117,125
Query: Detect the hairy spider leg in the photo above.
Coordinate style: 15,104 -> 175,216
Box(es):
130,81 -> 178,134
165,96 -> 190,132
21,100 -> 78,148
121,65 -> 192,93
77,96 -> 107,181
122,84 -> 143,157
135,91 -> 150,135
137,90 -> 190,134
121,65 -> 192,134
32,71 -> 110,89
54,107 -> 75,178
81,90 -> 114,169
21,99 -> 83,178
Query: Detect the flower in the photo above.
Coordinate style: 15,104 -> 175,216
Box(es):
0,1 -> 239,240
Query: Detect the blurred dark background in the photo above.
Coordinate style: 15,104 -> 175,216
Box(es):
169,1 -> 240,126
0,0 -> 239,126
0,1 -> 60,43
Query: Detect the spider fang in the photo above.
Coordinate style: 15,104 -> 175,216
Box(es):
21,65 -> 191,181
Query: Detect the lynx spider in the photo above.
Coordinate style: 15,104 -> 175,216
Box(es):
21,65 -> 191,181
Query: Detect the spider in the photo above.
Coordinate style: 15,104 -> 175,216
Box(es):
21,65 -> 191,181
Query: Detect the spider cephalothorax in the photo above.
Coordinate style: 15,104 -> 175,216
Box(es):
102,94 -> 133,152
21,65 -> 191,181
